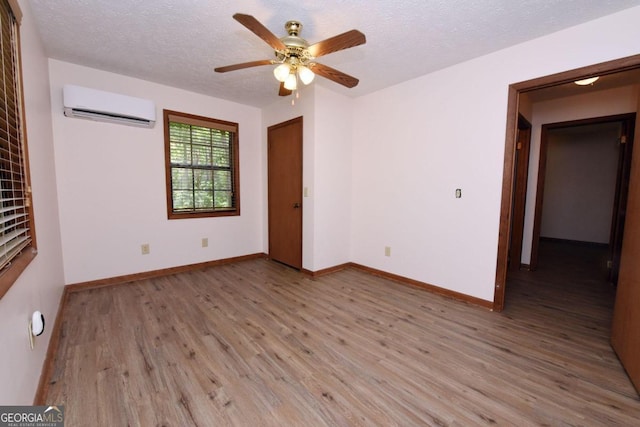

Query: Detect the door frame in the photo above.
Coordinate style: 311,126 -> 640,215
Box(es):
493,53 -> 640,311
508,114 -> 532,272
267,116 -> 304,269
609,116 -> 636,285
528,113 -> 635,272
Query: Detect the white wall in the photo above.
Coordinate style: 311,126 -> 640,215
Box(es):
313,85 -> 353,270
541,124 -> 621,243
0,1 -> 65,404
48,61 -> 264,284
521,85 -> 638,262
351,65 -> 504,301
351,6 -> 640,302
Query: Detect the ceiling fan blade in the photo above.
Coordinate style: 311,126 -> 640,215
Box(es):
214,60 -> 273,73
233,13 -> 286,51
307,30 -> 366,58
311,63 -> 359,88
278,82 -> 292,96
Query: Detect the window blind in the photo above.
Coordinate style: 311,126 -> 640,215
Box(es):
0,0 -> 31,272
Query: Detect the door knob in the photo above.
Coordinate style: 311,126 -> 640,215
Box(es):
293,203 -> 301,208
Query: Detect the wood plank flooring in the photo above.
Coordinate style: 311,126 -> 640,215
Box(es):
43,242 -> 640,426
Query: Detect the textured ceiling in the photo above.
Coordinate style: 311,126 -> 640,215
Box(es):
28,0 -> 640,108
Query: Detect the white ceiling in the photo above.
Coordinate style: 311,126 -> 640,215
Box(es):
28,0 -> 640,108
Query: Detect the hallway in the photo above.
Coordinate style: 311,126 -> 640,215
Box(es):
505,239 -> 638,401
508,239 -> 612,310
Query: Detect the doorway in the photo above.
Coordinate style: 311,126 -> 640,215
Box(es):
267,117 -> 303,269
494,54 -> 640,394
528,115 -> 635,282
494,54 -> 640,311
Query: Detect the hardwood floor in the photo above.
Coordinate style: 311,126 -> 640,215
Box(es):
43,244 -> 639,426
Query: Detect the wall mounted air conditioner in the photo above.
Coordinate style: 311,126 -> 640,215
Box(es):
63,84 -> 156,128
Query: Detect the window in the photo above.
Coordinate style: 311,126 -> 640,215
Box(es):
0,0 -> 36,299
164,110 -> 239,219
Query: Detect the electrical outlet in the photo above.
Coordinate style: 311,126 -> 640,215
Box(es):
385,246 -> 391,257
202,238 -> 208,248
141,244 -> 150,255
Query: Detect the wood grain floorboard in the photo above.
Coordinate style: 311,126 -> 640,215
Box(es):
43,241 -> 640,426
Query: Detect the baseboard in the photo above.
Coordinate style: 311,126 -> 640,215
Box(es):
348,263 -> 494,310
303,261 -> 493,309
65,253 -> 267,293
302,263 -> 351,277
33,288 -> 69,405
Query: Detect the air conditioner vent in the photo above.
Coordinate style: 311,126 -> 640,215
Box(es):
62,85 -> 156,128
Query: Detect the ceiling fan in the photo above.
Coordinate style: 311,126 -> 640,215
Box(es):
214,13 -> 366,97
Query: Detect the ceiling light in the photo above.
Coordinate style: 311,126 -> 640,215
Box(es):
574,76 -> 599,86
274,63 -> 291,82
298,66 -> 315,85
284,73 -> 298,91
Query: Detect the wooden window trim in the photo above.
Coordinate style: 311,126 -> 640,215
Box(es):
0,250 -> 37,298
163,109 -> 240,219
0,0 -> 37,299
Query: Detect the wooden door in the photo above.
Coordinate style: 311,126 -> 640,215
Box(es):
267,117 -> 303,269
508,115 -> 532,271
611,112 -> 640,394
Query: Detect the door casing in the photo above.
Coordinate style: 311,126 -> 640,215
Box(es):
267,117 -> 303,269
508,115 -> 532,272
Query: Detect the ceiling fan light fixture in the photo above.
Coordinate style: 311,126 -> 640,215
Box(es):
274,63 -> 291,82
298,65 -> 315,85
574,76 -> 599,86
215,14 -> 366,97
284,73 -> 298,90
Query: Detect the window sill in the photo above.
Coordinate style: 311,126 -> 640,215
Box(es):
168,209 -> 240,220
0,248 -> 37,299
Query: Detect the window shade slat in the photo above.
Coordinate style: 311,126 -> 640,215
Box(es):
0,234 -> 30,270
0,227 -> 29,249
0,211 -> 26,226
